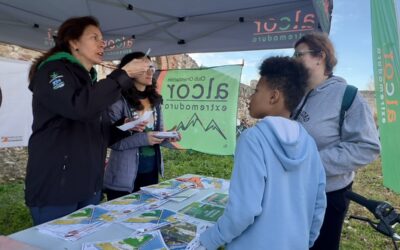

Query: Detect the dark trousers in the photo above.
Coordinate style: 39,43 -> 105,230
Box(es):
29,192 -> 101,226
103,170 -> 159,201
310,183 -> 352,250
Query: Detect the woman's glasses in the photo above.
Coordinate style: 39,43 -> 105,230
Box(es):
147,64 -> 156,74
293,50 -> 319,58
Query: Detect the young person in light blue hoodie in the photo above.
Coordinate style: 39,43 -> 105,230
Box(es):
198,56 -> 327,250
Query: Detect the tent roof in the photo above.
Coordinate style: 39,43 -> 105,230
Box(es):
0,0 -> 333,60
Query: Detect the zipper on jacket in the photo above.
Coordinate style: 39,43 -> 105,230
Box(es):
60,155 -> 68,186
63,155 -> 68,170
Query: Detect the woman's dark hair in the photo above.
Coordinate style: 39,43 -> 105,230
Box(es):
294,32 -> 337,76
118,51 -> 162,110
259,56 -> 309,113
29,16 -> 99,81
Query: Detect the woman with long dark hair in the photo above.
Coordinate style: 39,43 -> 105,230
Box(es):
103,51 -> 181,200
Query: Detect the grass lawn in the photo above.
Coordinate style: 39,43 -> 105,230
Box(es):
1,150 -> 399,249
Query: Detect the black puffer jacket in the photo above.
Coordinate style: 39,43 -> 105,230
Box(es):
25,52 -> 132,207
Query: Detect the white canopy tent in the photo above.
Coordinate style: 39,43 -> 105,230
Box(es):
0,0 -> 332,59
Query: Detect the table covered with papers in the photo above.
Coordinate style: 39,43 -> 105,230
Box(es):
9,174 -> 230,250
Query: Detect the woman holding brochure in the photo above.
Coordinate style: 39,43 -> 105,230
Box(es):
25,16 -> 151,225
103,51 -> 181,201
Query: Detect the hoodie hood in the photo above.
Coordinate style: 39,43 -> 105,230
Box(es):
313,75 -> 347,93
255,116 -> 309,172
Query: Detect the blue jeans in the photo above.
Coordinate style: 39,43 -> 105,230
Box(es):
29,192 -> 101,225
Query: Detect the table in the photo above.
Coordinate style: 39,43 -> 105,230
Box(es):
9,175 -> 228,250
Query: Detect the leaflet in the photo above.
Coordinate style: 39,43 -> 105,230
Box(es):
117,111 -> 152,131
98,191 -> 168,219
119,209 -> 177,232
141,179 -> 195,199
82,230 -> 168,250
176,175 -> 230,190
36,205 -> 111,241
154,131 -> 179,139
178,202 -> 225,223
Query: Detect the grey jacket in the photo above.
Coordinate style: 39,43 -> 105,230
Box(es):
103,97 -> 170,192
293,76 -> 381,192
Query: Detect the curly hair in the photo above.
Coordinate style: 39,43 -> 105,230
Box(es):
259,56 -> 309,113
118,51 -> 162,110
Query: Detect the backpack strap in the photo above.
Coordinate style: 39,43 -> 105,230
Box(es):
339,85 -> 358,135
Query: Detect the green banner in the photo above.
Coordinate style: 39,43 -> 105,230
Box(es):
156,65 -> 242,155
371,0 -> 400,192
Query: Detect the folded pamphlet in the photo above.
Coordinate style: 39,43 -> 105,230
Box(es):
117,111 -> 152,131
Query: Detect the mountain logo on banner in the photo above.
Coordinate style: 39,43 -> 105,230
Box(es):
176,113 -> 227,140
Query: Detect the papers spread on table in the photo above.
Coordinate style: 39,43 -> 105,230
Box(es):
177,192 -> 228,223
175,175 -> 230,190
119,209 -> 177,232
179,201 -> 225,223
201,192 -> 229,207
82,230 -> 168,250
140,179 -> 195,199
98,191 -> 168,216
116,111 -> 152,131
36,205 -> 111,241
167,188 -> 199,202
32,175 -> 230,247
83,214 -> 212,250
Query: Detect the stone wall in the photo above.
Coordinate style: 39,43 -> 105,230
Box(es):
237,84 -> 377,125
0,42 -> 42,61
156,54 -> 199,69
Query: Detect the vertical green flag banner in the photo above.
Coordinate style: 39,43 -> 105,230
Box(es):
156,65 -> 243,155
371,0 -> 400,192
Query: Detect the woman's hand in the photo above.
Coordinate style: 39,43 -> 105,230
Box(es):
167,126 -> 182,142
121,58 -> 150,78
147,132 -> 165,145
123,118 -> 148,132
167,130 -> 181,142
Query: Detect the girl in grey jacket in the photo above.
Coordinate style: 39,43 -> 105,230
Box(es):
103,51 -> 180,200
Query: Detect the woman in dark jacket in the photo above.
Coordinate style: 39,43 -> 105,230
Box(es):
26,16 -> 149,225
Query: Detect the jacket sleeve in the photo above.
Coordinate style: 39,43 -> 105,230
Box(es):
107,98 -> 150,150
200,130 -> 266,250
108,117 -> 132,146
110,132 -> 150,150
309,162 -> 327,247
158,105 -> 179,149
319,94 -> 381,176
31,62 -> 132,121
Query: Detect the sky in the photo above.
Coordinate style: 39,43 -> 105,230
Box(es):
189,0 -> 375,90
